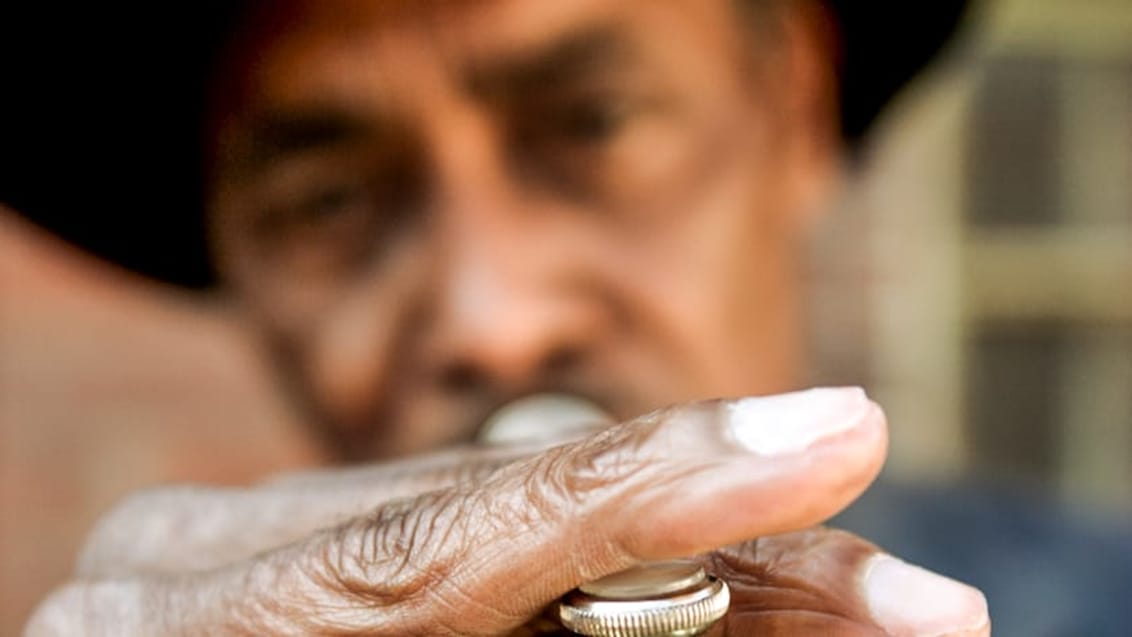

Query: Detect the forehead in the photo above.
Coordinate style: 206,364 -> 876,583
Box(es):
226,0 -> 755,111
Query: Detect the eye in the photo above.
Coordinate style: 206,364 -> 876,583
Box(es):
505,88 -> 666,202
553,97 -> 631,143
251,178 -> 378,258
290,182 -> 371,226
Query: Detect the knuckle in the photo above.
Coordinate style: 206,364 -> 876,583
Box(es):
78,485 -> 216,576
530,408 -> 673,508
288,408 -> 706,633
518,448 -> 580,527
315,490 -> 470,612
97,487 -> 184,530
299,487 -> 543,635
24,583 -> 86,636
496,408 -> 682,531
26,580 -> 148,635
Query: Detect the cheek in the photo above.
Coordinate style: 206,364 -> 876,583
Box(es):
600,140 -> 802,396
303,299 -> 393,424
294,253 -> 426,425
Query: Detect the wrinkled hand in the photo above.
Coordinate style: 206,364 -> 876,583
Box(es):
27,388 -> 989,636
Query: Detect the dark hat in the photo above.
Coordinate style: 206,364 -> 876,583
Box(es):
0,1 -> 969,288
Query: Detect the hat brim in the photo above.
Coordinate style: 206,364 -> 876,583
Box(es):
0,1 -> 969,288
827,0 -> 971,143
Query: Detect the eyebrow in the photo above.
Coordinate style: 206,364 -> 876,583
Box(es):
221,24 -> 636,176
225,108 -> 379,177
466,23 -> 637,100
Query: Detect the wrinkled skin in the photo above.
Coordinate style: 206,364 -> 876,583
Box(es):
29,393 -> 988,635
28,1 -> 992,634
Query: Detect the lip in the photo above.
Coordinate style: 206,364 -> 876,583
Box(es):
475,392 -> 616,445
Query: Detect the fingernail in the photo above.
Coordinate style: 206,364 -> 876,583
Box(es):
863,554 -> 989,636
727,387 -> 872,456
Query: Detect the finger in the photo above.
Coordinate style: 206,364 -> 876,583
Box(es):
218,386 -> 888,634
77,440 -> 553,577
704,529 -> 990,637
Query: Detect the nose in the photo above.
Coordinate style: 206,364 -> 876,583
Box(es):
420,124 -> 601,395
426,216 -> 601,395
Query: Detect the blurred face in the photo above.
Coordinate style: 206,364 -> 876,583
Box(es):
208,0 -> 837,460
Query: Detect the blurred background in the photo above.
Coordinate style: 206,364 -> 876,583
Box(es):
2,0 -> 1130,633
814,0 -> 1132,513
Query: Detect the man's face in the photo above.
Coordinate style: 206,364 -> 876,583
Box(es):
208,0 -> 836,460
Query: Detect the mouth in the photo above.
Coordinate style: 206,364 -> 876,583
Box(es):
475,392 -> 616,445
